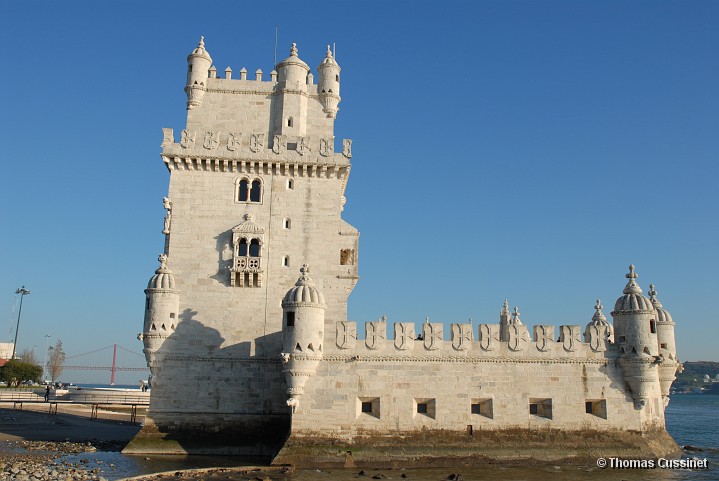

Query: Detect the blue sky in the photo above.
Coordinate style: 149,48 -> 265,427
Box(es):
1,1 -> 717,383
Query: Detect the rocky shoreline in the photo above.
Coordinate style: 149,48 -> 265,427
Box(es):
0,440 -> 117,481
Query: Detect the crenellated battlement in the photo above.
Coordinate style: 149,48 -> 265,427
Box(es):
199,67 -> 322,93
330,320 -> 615,361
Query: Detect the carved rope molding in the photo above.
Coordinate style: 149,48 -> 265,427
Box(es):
204,87 -> 325,101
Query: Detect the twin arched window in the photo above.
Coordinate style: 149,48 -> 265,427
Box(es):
237,178 -> 262,203
237,238 -> 260,257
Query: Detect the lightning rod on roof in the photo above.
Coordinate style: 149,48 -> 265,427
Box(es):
274,26 -> 279,65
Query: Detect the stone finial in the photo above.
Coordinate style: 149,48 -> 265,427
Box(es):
325,44 -> 333,58
626,264 -> 637,279
501,299 -> 510,315
512,306 -> 520,320
158,254 -> 168,270
592,299 -> 607,322
649,284 -> 664,307
425,316 -> 429,324
198,36 -> 205,49
294,263 -> 315,286
623,264 -> 643,295
381,315 -> 387,322
290,43 -> 298,56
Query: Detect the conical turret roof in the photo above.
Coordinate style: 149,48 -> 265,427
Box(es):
612,265 -> 654,314
282,264 -> 326,307
147,254 -> 176,290
649,284 -> 674,324
188,36 -> 212,62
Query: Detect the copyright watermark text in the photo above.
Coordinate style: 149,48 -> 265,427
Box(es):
596,457 -> 709,470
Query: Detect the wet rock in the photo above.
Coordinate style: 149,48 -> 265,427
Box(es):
684,445 -> 703,452
447,475 -> 464,481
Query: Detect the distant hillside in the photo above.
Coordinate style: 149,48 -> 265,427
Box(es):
674,361 -> 719,391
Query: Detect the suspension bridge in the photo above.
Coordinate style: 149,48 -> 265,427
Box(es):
63,344 -> 149,385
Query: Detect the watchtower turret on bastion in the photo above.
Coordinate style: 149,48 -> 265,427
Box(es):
127,38 -> 682,466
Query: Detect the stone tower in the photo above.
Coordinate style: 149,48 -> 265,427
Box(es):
133,38 -> 359,455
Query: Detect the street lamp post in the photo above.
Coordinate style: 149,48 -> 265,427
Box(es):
42,334 -> 51,382
11,286 -> 30,360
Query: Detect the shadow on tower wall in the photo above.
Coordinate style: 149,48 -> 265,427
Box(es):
125,308 -> 290,458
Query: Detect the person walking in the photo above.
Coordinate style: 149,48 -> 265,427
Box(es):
44,385 -> 50,402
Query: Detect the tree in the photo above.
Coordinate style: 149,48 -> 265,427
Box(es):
0,360 -> 42,386
17,347 -> 38,366
47,340 -> 66,383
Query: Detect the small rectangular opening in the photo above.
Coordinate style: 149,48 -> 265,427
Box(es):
356,397 -> 380,419
660,343 -> 668,349
286,311 -> 295,327
470,398 -> 493,419
650,320 -> 656,334
585,399 -> 607,419
529,398 -> 552,419
287,142 -> 298,151
413,398 -> 436,419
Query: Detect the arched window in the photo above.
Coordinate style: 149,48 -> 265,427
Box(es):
238,238 -> 248,256
238,179 -> 249,201
249,239 -> 260,257
250,180 -> 262,202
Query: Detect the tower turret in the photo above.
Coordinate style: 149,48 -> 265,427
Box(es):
142,254 -> 180,380
585,299 -> 613,351
317,45 -> 341,118
280,264 -> 326,411
498,299 -> 510,341
185,36 -> 212,110
649,284 -> 679,405
611,265 -> 660,409
272,43 -> 310,137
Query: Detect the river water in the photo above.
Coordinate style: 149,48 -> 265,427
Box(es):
59,393 -> 717,481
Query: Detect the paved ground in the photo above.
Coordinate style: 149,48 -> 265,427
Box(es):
0,404 -> 142,444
